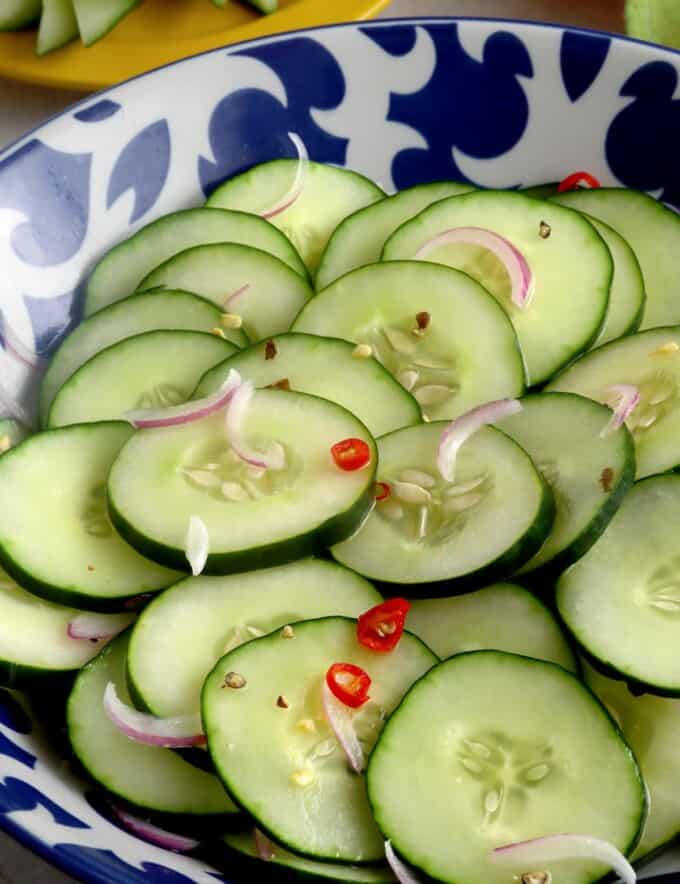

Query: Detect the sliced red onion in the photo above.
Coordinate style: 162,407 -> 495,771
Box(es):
67,612 -> 135,641
490,834 -> 635,884
225,380 -> 285,471
600,384 -> 640,438
437,399 -> 523,484
185,515 -> 209,577
113,806 -> 199,853
261,132 -> 309,220
321,680 -> 365,774
254,828 -> 276,862
415,227 -> 534,309
125,369 -> 242,429
385,840 -> 426,884
224,283 -> 251,308
103,682 -> 205,748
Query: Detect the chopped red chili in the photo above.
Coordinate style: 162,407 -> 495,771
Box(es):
557,171 -> 601,193
375,482 -> 391,501
357,598 -> 411,652
326,662 -> 371,708
331,438 -> 371,472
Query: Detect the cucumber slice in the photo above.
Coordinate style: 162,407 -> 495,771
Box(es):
138,243 -> 313,343
332,422 -> 554,593
584,661 -> 680,864
292,262 -> 524,422
68,633 -> 238,820
72,0 -> 140,46
108,389 -> 377,574
48,330 -> 236,428
0,0 -> 41,30
382,190 -> 613,385
547,326 -> 680,479
0,419 -> 29,454
36,0 -> 78,55
0,422 -> 177,611
407,582 -> 577,672
497,392 -> 635,577
523,182 -> 559,200
557,474 -> 680,695
128,558 -> 381,718
551,188 -> 680,330
193,333 -> 421,439
206,161 -> 384,272
202,616 -> 437,862
243,0 -> 277,12
40,290 -> 239,426
84,208 -> 307,317
315,181 -> 474,291
221,830 -> 396,883
367,651 -> 646,884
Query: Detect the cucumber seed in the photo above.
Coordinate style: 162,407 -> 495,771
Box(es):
352,343 -> 373,359
281,625 -> 295,639
221,313 -> 243,329
211,327 -> 228,340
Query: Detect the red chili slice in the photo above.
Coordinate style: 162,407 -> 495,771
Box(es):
375,482 -> 391,501
331,438 -> 371,472
357,598 -> 411,652
557,171 -> 601,193
326,662 -> 371,708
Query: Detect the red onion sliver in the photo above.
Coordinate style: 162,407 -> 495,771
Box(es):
224,283 -> 251,308
185,515 -> 209,577
600,384 -> 640,438
254,828 -> 276,862
415,226 -> 534,309
490,834 -> 635,884
113,806 -> 199,853
67,612 -> 135,641
103,682 -> 205,748
321,680 -> 365,774
225,380 -> 286,471
385,841 -> 426,884
437,399 -> 523,484
125,369 -> 242,429
261,132 -> 309,220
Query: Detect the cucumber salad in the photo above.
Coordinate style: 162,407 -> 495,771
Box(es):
3,146 -> 680,884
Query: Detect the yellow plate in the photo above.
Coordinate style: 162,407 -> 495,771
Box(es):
0,0 -> 391,91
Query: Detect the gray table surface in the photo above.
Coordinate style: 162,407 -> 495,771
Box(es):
0,0 -> 626,881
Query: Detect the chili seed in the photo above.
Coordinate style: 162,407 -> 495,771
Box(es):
539,221 -> 552,239
221,313 -> 243,329
223,671 -> 247,690
352,343 -> 373,359
281,625 -> 295,639
276,695 -> 290,709
264,340 -> 278,360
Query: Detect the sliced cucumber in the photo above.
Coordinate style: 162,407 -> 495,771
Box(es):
138,243 -> 313,343
36,0 -> 78,55
332,422 -> 554,593
551,188 -> 680,330
203,616 -> 437,862
72,0 -> 140,46
497,392 -> 635,577
206,161 -> 384,272
193,333 -> 421,439
367,651 -> 646,884
292,261 -> 524,422
48,330 -> 236,428
315,181 -> 473,290
108,389 -> 377,574
584,661 -> 680,864
0,422 -> 177,611
0,0 -> 41,30
523,182 -> 559,200
84,208 -> 307,317
382,190 -> 612,385
40,290 -> 239,426
557,474 -> 680,696
221,830 -> 396,883
68,633 -> 238,820
407,582 -> 577,671
0,419 -> 29,454
547,326 -> 680,479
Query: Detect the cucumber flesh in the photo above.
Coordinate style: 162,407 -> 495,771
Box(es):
0,419 -> 29,454
72,0 -> 140,45
407,582 -> 577,672
40,290 -> 238,426
0,0 -> 41,30
497,392 -> 635,577
202,617 -> 437,862
557,474 -> 680,695
193,333 -> 421,439
68,633 -> 238,818
382,190 -> 613,385
84,208 -> 307,317
48,330 -> 237,428
315,180 -> 474,290
0,422 -> 178,611
293,261 -> 524,422
206,161 -> 384,272
36,0 -> 78,55
332,422 -> 554,593
547,326 -> 680,479
108,389 -> 377,574
138,243 -> 312,343
368,651 -> 646,884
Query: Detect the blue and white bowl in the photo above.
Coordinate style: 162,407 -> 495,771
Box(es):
1,16 -> 680,883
